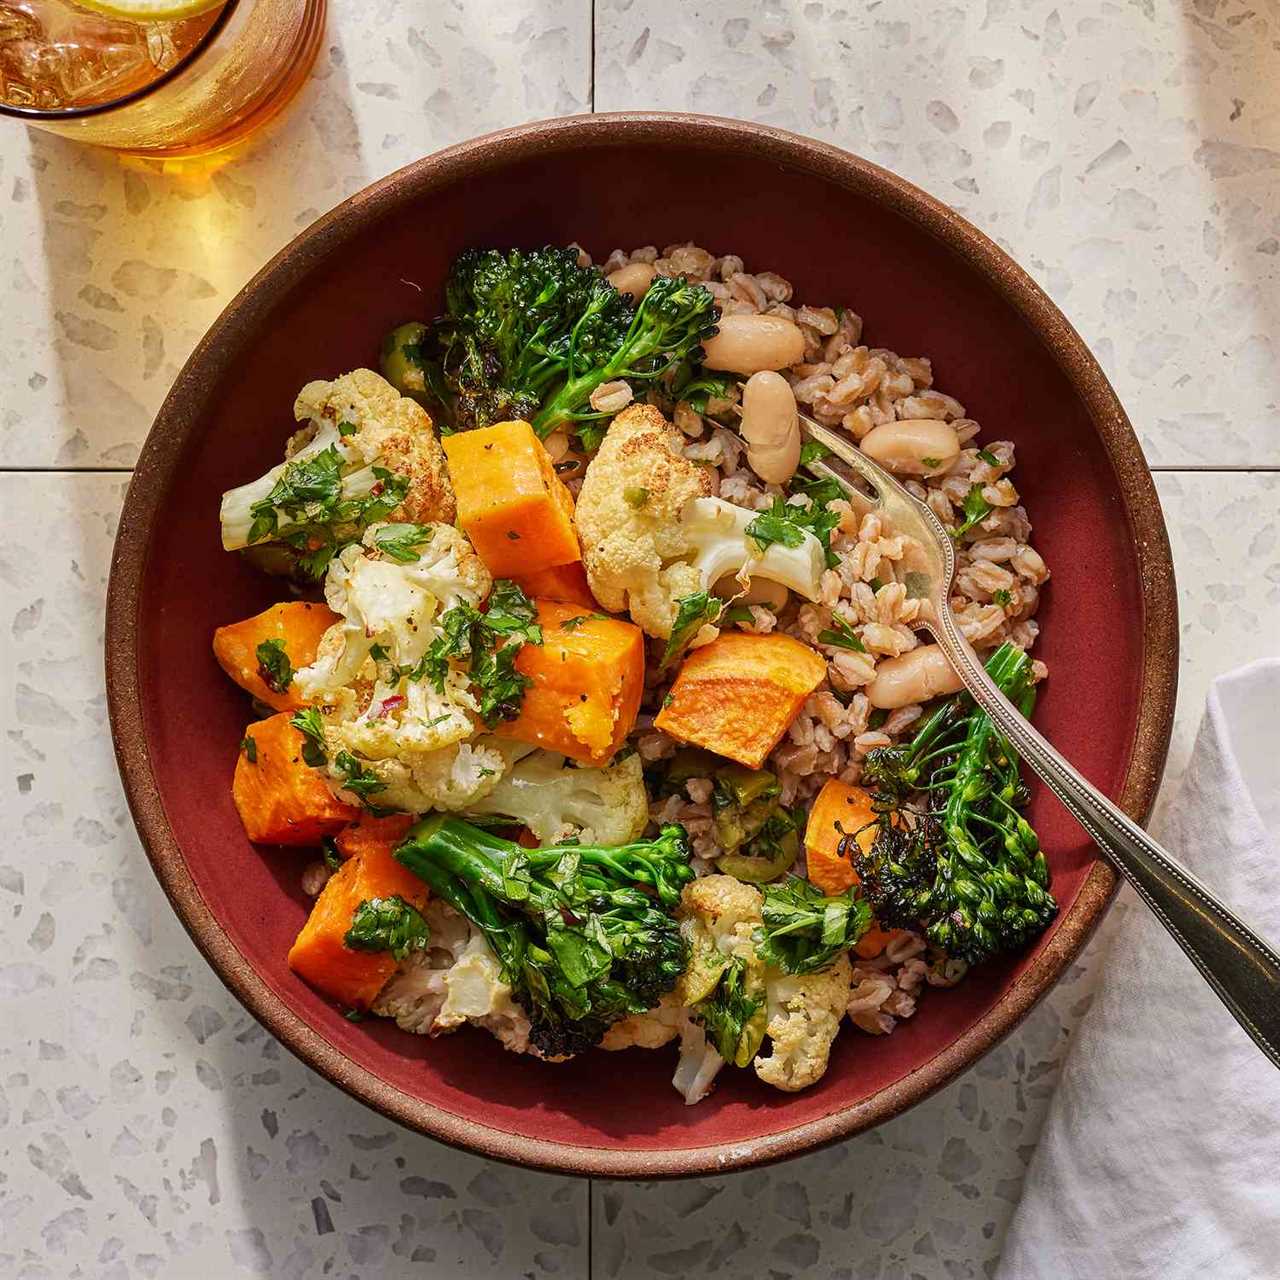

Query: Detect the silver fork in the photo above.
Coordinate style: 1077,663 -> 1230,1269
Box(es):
796,413 -> 1280,1069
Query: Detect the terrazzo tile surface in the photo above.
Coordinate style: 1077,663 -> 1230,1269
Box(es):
596,0 -> 1280,467
0,0 -> 591,469
2,469 -> 1273,1277
1,0 -> 1278,1275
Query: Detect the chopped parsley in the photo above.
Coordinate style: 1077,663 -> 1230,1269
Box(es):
334,751 -> 389,807
720,603 -> 757,626
797,439 -> 833,469
424,580 -> 542,727
976,447 -> 1000,466
623,486 -> 649,509
920,456 -> 942,470
289,707 -> 328,767
746,492 -> 841,559
369,642 -> 391,663
373,522 -> 434,563
949,484 -> 993,540
255,638 -> 294,695
560,612 -> 609,631
337,421 -> 358,438
993,588 -> 1013,607
675,369 -> 735,414
344,896 -> 431,960
817,615 -> 868,653
246,448 -> 411,581
660,591 -> 723,671
321,835 -> 343,871
240,735 -> 258,764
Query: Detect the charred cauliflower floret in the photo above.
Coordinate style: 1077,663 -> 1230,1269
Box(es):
573,404 -> 825,639
372,902 -> 532,1054
220,368 -> 455,580
753,953 -> 854,1092
573,403 -> 713,638
293,524 -> 507,814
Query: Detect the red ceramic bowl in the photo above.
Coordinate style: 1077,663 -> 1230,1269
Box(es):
106,113 -> 1177,1178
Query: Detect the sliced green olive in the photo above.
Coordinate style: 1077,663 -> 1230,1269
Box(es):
379,321 -> 429,403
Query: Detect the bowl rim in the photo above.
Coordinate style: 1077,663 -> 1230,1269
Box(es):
105,110 -> 1178,1179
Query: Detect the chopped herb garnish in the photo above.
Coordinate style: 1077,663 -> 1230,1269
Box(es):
720,604 -> 756,626
866,707 -> 888,730
560,612 -> 609,631
798,439 -> 833,468
290,707 -> 328,767
240,735 -> 258,764
817,615 -> 868,653
950,484 -> 993,540
920,456 -> 942,469
321,835 -> 343,871
976,447 -> 1000,466
334,751 -> 389,806
344,895 -> 431,960
370,643 -> 391,663
747,491 -> 841,557
662,692 -> 675,708
255,638 -> 294,694
423,580 -> 542,727
573,422 -> 608,454
337,421 -> 358,438
623,486 -> 649,509
993,588 -> 1013,607
373,522 -> 434,563
661,591 -> 722,671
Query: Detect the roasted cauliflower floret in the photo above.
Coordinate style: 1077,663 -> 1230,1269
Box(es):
573,404 -> 825,639
462,745 -> 649,846
372,902 -> 532,1054
573,403 -> 713,638
220,369 -> 455,579
294,527 -> 506,814
753,952 -> 854,1092
291,368 -> 455,526
599,992 -> 685,1051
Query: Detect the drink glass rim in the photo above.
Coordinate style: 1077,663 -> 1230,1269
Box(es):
0,0 -> 240,121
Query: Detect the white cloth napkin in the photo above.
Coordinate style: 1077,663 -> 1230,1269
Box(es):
995,658 -> 1280,1280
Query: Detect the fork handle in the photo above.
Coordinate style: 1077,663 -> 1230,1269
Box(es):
928,617 -> 1280,1069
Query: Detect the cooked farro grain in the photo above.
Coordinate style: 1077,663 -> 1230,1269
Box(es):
605,239 -> 1052,1035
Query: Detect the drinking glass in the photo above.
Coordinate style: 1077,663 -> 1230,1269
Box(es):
0,0 -> 325,155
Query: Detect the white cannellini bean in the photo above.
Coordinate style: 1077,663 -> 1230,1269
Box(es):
866,643 -> 965,709
859,418 -> 961,477
713,573 -> 790,610
739,370 -> 800,485
700,312 -> 807,374
606,261 -> 657,300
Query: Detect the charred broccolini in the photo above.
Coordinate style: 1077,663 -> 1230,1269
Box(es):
398,247 -> 719,438
854,643 -> 1057,966
394,816 -> 695,1058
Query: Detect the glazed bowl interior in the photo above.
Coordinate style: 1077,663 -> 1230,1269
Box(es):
108,114 -> 1175,1177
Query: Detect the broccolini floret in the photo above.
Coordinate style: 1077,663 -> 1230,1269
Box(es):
855,642 -> 1057,966
394,817 -> 695,1059
413,247 -> 719,438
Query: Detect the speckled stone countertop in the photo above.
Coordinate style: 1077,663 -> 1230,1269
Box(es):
2,2 -> 1277,1276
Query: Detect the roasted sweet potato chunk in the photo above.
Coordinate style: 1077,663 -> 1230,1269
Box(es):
496,600 -> 644,766
213,601 -> 339,712
653,632 -> 826,769
288,823 -> 428,1009
233,713 -> 357,845
442,420 -> 581,578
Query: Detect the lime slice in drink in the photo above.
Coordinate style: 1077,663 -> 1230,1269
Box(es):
73,0 -> 227,21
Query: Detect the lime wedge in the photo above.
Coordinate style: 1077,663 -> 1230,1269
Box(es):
73,0 -> 226,21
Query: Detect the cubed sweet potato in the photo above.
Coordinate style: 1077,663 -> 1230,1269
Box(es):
233,713 -> 357,845
213,601 -> 339,712
804,779 -> 902,959
496,600 -> 645,765
804,779 -> 876,896
509,560 -> 597,609
441,420 -> 581,578
653,632 -> 827,769
288,823 -> 428,1009
334,812 -> 415,863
